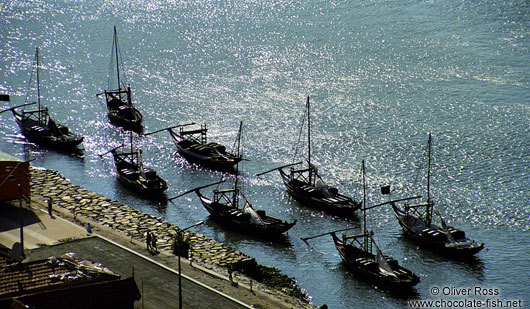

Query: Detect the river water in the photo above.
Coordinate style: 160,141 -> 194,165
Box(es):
1,1 -> 529,307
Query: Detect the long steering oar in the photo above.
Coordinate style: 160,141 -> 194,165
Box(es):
364,195 -> 422,211
143,122 -> 196,137
256,161 -> 303,177
0,102 -> 36,114
98,144 -> 124,157
168,180 -> 225,201
301,226 -> 359,244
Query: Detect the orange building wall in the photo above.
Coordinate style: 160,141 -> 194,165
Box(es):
0,161 -> 30,201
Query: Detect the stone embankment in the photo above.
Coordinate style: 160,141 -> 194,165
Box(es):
29,167 -> 311,307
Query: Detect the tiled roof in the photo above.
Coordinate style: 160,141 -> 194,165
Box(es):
14,276 -> 141,308
0,253 -> 120,299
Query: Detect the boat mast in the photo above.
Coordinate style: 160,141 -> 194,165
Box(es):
427,133 -> 431,203
307,96 -> 312,185
129,130 -> 137,167
233,121 -> 243,207
130,131 -> 133,154
362,160 -> 369,251
127,85 -> 132,107
426,132 -> 432,224
113,26 -> 121,92
36,47 -> 42,124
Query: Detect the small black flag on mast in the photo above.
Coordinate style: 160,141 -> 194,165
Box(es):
380,185 -> 391,195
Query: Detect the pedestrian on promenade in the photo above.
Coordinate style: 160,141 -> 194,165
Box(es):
151,233 -> 157,252
86,223 -> 92,235
189,246 -> 193,266
146,231 -> 152,251
47,198 -> 53,216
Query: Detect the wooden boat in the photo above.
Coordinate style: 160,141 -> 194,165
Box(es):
331,231 -> 420,291
97,26 -> 143,131
195,187 -> 297,238
0,48 -> 83,150
259,96 -> 360,218
175,122 -> 296,239
331,161 -> 419,291
390,133 -> 484,257
168,124 -> 242,170
103,135 -> 167,196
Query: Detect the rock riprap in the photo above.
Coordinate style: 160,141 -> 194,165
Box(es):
29,167 -> 310,306
30,167 -> 256,272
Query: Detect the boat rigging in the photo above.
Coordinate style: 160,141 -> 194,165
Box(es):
96,26 -> 143,131
257,96 -> 361,218
174,121 -> 296,239
0,48 -> 84,150
389,133 -> 484,258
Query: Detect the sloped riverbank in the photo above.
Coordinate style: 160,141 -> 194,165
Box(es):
29,167 -> 314,308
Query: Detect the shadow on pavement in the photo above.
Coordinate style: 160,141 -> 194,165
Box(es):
0,202 -> 43,233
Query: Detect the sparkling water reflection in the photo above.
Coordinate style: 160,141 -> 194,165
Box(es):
1,0 -> 529,307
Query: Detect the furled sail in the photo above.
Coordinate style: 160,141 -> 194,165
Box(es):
375,243 -> 397,277
243,202 -> 265,225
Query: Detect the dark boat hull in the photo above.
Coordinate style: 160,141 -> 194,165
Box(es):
196,192 -> 296,239
112,153 -> 167,196
279,168 -> 361,218
116,173 -> 167,196
331,233 -> 419,291
108,111 -> 143,131
106,97 -> 143,131
170,130 -> 241,171
391,204 -> 484,258
13,110 -> 83,149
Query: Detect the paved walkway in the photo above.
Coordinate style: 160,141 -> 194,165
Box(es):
0,200 -> 310,308
27,237 -> 249,309
0,202 -> 248,308
0,201 -> 87,250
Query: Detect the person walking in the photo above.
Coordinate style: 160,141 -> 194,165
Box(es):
146,231 -> 152,251
151,233 -> 157,252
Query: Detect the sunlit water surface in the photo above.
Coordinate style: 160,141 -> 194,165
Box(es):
1,1 -> 529,307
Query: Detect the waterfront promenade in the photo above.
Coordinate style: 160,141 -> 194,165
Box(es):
0,168 -> 315,308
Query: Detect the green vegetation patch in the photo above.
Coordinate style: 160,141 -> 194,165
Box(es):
256,265 -> 309,303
